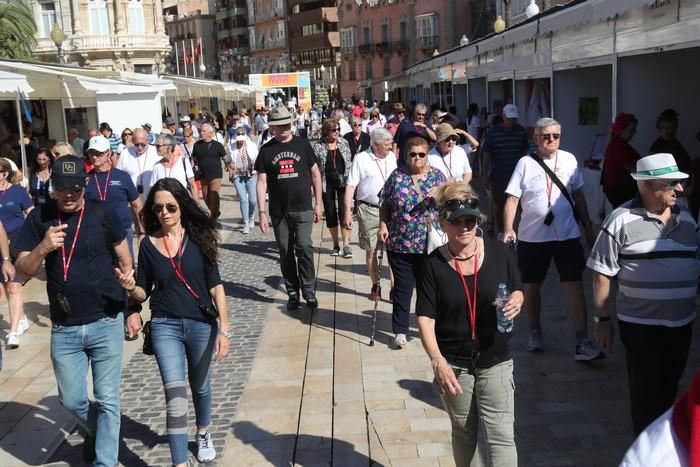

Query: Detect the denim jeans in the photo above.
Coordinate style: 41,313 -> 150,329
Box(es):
151,317 -> 217,465
232,175 -> 257,223
51,313 -> 124,467
436,359 -> 517,467
271,210 -> 316,297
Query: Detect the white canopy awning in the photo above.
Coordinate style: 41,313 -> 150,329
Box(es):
0,71 -> 33,95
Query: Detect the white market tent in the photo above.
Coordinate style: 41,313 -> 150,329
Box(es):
0,70 -> 34,178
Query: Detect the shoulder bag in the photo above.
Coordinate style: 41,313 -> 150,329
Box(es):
528,153 -> 580,223
410,175 -> 447,254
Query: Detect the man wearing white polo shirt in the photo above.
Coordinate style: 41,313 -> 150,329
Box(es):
588,153 -> 700,435
343,128 -> 397,301
116,128 -> 158,202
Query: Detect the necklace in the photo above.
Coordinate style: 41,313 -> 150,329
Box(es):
447,239 -> 477,261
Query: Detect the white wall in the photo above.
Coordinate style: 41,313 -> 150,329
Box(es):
553,65 -> 612,162
96,93 -> 163,136
619,48 -> 700,158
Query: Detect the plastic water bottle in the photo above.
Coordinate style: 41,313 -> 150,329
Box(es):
496,283 -> 513,333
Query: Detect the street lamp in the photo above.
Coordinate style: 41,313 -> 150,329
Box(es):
494,15 -> 506,34
50,22 -> 67,63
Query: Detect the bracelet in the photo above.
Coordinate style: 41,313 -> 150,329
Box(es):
259,211 -> 266,215
593,315 -> 611,323
218,329 -> 232,339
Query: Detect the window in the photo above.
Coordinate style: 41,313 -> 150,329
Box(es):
88,0 -> 110,35
380,23 -> 389,43
416,14 -> 437,38
383,57 -> 390,76
365,59 -> 372,79
341,28 -> 355,48
39,2 -> 56,38
128,0 -> 145,34
399,21 -> 407,41
362,27 -> 370,45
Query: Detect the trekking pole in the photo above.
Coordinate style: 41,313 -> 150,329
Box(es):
369,243 -> 384,347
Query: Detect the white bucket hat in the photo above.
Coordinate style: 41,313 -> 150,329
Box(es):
630,153 -> 689,180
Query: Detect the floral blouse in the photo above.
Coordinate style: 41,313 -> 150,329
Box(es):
379,166 -> 446,254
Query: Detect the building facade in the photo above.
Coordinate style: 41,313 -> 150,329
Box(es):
338,0 -> 468,100
31,0 -> 171,73
247,0 -> 289,74
288,0 -> 339,101
216,0 -> 250,83
164,0 -> 218,79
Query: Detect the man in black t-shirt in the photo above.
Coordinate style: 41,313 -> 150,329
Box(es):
15,156 -> 137,467
192,123 -> 226,219
256,106 -> 323,310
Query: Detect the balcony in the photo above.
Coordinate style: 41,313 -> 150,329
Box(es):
289,31 -> 338,53
341,45 -> 357,56
216,6 -> 246,19
417,35 -> 439,50
288,7 -> 338,31
252,7 -> 284,23
35,34 -> 171,54
358,43 -> 373,55
375,41 -> 391,53
395,39 -> 410,50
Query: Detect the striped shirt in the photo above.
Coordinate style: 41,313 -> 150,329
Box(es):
482,123 -> 529,181
587,197 -> 700,327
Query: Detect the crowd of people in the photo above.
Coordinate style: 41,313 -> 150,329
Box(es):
0,95 -> 698,466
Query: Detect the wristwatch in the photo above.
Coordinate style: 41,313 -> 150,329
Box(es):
593,315 -> 611,323
2,256 -> 10,261
218,329 -> 232,339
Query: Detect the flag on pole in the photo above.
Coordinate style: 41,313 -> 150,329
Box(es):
175,42 -> 180,75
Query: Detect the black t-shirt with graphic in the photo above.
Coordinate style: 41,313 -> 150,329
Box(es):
255,136 -> 317,217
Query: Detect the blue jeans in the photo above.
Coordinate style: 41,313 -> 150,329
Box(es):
232,175 -> 257,223
51,313 -> 124,467
151,317 -> 217,465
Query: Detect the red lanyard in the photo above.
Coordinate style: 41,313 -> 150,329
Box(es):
58,206 -> 86,282
93,169 -> 112,201
453,252 -> 479,342
544,154 -> 559,207
162,233 -> 200,299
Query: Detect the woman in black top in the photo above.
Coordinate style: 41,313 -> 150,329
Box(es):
116,178 -> 230,466
28,147 -> 54,207
416,181 -> 523,467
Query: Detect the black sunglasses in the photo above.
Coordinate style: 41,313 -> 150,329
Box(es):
540,133 -> 561,141
151,203 -> 179,214
122,132 -> 133,136
444,198 -> 479,211
449,217 -> 479,229
408,151 -> 427,158
55,185 -> 84,194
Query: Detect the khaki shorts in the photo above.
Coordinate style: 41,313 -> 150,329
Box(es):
356,202 -> 381,251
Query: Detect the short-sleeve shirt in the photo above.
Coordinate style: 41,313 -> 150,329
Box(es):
136,235 -> 222,321
14,201 -> 127,325
192,140 -> 226,180
482,123 -> 529,182
587,198 -> 699,327
427,146 -> 472,181
255,136 -> 317,217
0,184 -> 32,234
347,149 -> 397,205
505,150 -> 584,243
116,145 -> 159,200
149,157 -> 195,192
416,238 -> 521,369
85,168 -> 139,231
379,167 -> 446,254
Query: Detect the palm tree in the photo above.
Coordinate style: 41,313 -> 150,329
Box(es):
0,0 -> 37,59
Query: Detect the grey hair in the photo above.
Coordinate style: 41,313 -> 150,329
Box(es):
156,134 -> 176,146
414,103 -> 427,113
201,123 -> 215,133
535,118 -> 561,135
370,128 -> 393,144
351,116 -> 362,124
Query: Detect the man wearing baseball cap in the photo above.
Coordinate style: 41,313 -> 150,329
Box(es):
588,152 -> 700,435
15,155 -> 138,466
255,106 -> 323,310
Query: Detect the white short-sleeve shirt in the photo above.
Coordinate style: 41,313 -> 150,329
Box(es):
149,156 -> 195,192
347,149 -> 398,206
505,149 -> 584,242
116,145 -> 159,200
427,145 -> 472,181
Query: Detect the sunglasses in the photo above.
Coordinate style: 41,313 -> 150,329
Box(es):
88,150 -> 110,158
122,132 -> 133,136
653,179 -> 683,191
55,185 -> 84,194
444,198 -> 479,212
352,124 -> 362,127
408,151 -> 427,158
444,136 -> 459,143
449,216 -> 479,229
332,128 -> 340,132
540,133 -> 561,141
151,203 -> 179,214
134,143 -> 148,148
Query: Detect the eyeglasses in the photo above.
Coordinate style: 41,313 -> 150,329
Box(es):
155,144 -> 170,149
653,179 -> 683,191
352,123 -> 362,127
540,133 -> 561,141
408,151 -> 427,158
151,203 -> 179,214
416,112 -> 426,117
55,185 -> 83,194
445,136 -> 459,143
122,132 -> 133,136
449,216 -> 479,229
444,198 -> 479,212
134,143 -> 148,148
88,150 -> 110,158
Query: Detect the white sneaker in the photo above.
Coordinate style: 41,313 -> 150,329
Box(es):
6,332 -> 19,349
249,218 -> 255,228
196,431 -> 216,463
17,318 -> 29,336
243,224 -> 250,234
394,333 -> 407,348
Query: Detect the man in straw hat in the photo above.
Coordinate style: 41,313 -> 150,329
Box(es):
255,106 -> 323,310
588,152 -> 700,435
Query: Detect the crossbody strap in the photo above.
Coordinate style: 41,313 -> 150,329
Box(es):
528,153 -> 579,222
410,175 -> 434,232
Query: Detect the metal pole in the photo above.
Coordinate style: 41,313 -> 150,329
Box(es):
182,40 -> 188,77
190,38 -> 196,77
612,15 -> 618,118
15,91 -> 27,181
175,42 -> 180,75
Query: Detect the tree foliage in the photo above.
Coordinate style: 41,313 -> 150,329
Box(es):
0,0 -> 37,59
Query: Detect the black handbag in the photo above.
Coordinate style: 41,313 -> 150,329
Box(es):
142,320 -> 154,355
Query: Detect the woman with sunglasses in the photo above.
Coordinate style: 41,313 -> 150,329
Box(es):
378,136 -> 446,348
29,147 -> 54,207
0,158 -> 33,349
312,118 -> 354,257
365,109 -> 383,135
117,128 -> 134,158
428,124 -> 473,184
150,134 -> 199,201
117,178 -> 229,466
417,180 -> 522,466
